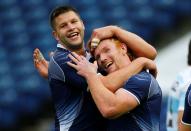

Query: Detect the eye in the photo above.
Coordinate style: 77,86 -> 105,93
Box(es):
71,19 -> 78,24
104,48 -> 110,53
95,55 -> 100,61
60,23 -> 67,28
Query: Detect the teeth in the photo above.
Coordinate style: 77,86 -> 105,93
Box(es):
68,32 -> 78,37
105,62 -> 112,68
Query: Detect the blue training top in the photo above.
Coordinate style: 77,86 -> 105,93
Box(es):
48,47 -> 106,131
107,71 -> 162,131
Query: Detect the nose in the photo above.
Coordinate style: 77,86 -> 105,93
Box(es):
100,54 -> 107,64
67,23 -> 75,30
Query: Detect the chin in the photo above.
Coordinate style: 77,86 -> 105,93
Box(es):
107,69 -> 116,74
73,41 -> 83,46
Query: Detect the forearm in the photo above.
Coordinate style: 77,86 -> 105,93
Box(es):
112,26 -> 157,59
86,73 -> 119,118
101,58 -> 147,92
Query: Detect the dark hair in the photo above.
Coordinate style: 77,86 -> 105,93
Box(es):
49,5 -> 81,30
188,39 -> 191,65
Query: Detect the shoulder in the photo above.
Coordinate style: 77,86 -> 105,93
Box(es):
127,71 -> 151,87
123,71 -> 152,102
48,49 -> 72,81
52,48 -> 70,64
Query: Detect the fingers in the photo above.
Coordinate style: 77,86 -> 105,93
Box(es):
93,61 -> 98,66
67,61 -> 78,70
68,54 -> 79,64
87,32 -> 101,55
33,48 -> 39,67
71,52 -> 82,60
33,48 -> 44,61
152,69 -> 158,78
70,52 -> 86,61
148,65 -> 158,78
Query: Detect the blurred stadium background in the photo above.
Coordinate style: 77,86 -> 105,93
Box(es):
0,0 -> 191,130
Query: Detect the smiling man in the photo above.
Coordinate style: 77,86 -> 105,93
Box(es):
33,5 -> 158,131
67,38 -> 162,131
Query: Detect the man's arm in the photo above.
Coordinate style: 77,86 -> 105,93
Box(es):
87,26 -> 157,91
100,57 -> 157,92
67,53 -> 157,118
67,54 -> 140,118
33,48 -> 49,79
68,52 -> 157,93
33,49 -> 88,91
180,123 -> 191,131
86,73 -> 139,119
89,26 -> 157,60
178,111 -> 184,130
178,89 -> 188,130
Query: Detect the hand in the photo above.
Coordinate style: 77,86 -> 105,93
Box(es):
134,57 -> 157,78
87,26 -> 117,52
33,48 -> 49,79
142,58 -> 157,78
67,52 -> 98,78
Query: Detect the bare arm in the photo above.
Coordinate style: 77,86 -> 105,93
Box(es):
113,26 -> 157,59
178,111 -> 184,131
86,73 -> 139,119
67,53 -> 158,118
87,26 -> 157,91
68,52 -> 157,93
33,48 -> 49,79
99,57 -> 157,92
89,25 -> 157,60
179,123 -> 191,131
67,53 -> 140,118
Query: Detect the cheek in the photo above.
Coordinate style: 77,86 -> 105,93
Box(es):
97,60 -> 102,67
113,55 -> 122,65
97,60 -> 103,69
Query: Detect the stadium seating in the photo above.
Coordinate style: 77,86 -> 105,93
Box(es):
0,0 -> 190,130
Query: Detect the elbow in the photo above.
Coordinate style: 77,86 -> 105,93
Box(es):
150,47 -> 157,60
100,106 -> 118,119
101,77 -> 116,93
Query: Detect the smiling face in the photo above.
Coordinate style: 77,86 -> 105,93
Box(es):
94,39 -> 131,74
53,11 -> 85,51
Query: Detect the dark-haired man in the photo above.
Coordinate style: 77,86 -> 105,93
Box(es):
33,5 -> 157,131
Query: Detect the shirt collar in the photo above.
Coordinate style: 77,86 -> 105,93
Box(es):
56,43 -> 91,59
57,43 -> 66,49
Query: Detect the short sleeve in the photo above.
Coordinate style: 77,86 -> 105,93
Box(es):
49,52 -> 88,91
123,72 -> 151,104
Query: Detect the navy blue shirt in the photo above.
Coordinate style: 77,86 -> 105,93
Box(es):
48,47 -> 106,131
107,71 -> 162,131
182,84 -> 191,125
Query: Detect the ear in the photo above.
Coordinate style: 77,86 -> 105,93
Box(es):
121,43 -> 128,55
52,30 -> 59,41
81,20 -> 85,30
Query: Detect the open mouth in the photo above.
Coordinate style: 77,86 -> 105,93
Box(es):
67,32 -> 79,39
104,62 -> 113,70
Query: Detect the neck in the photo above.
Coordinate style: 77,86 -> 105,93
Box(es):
120,56 -> 132,68
75,48 -> 86,56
